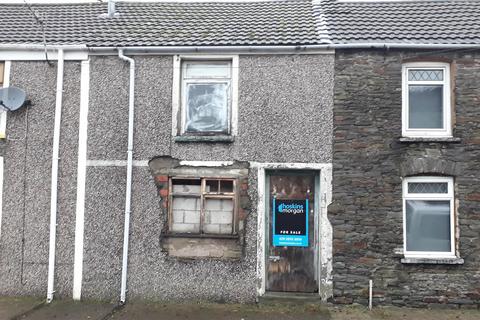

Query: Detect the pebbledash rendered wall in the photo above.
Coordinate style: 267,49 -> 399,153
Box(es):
0,61 -> 81,298
0,53 -> 334,302
330,50 -> 480,308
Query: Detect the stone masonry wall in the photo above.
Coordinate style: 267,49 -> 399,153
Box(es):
331,49 -> 480,308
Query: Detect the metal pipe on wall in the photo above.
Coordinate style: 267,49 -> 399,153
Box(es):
47,48 -> 64,303
118,49 -> 135,304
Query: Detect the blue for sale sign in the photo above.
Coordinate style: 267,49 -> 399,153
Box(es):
272,198 -> 309,247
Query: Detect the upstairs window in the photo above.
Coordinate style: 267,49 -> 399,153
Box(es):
182,61 -> 231,134
403,176 -> 455,258
172,56 -> 239,139
402,63 -> 451,137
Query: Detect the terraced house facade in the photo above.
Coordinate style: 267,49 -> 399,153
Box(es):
0,0 -> 478,309
321,0 -> 480,308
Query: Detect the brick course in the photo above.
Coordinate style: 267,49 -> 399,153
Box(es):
331,49 -> 480,308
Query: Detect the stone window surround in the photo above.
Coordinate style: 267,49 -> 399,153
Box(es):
401,62 -> 452,139
400,158 -> 462,264
171,54 -> 239,143
402,175 -> 459,262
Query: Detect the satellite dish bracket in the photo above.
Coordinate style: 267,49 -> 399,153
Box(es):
0,100 -> 11,111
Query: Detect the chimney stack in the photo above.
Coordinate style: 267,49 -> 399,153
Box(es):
107,0 -> 116,18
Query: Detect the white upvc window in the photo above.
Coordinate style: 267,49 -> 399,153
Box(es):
172,55 -> 239,137
402,62 -> 451,138
402,176 -> 455,258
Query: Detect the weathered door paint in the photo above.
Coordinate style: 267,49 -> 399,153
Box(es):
266,170 -> 318,293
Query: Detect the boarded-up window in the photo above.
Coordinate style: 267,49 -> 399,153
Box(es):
169,177 -> 237,235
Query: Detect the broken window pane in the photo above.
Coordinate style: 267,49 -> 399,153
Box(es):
172,179 -> 201,194
185,83 -> 228,133
206,180 -> 220,193
220,180 -> 234,193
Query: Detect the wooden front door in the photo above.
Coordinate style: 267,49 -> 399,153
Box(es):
266,170 -> 318,293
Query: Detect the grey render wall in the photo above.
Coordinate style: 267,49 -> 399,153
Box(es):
0,61 -> 81,297
331,50 -> 480,308
86,54 -> 334,163
81,53 -> 334,302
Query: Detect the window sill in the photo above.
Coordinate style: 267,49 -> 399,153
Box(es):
174,135 -> 234,143
399,137 -> 461,143
162,233 -> 241,260
401,257 -> 464,265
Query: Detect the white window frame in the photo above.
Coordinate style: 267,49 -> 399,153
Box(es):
402,176 -> 455,258
171,55 -> 239,137
0,61 -> 11,139
402,62 -> 451,138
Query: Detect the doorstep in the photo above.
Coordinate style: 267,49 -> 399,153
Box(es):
258,292 -> 322,305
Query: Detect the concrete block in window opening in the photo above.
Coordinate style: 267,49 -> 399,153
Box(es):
173,184 -> 201,194
209,210 -> 233,225
222,199 -> 234,211
172,209 -> 184,223
205,198 -> 221,211
173,197 -> 199,210
205,198 -> 233,211
184,209 -> 201,224
204,224 -> 220,234
220,224 -> 233,234
171,223 -> 199,233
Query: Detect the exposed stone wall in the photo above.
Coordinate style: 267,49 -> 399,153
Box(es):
331,49 -> 480,308
0,61 -> 80,297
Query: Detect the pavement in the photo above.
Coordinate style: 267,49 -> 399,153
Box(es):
1,296 -> 480,320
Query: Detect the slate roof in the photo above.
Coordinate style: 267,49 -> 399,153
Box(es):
0,0 -> 323,47
316,0 -> 480,45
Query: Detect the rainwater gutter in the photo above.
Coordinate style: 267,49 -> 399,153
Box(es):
0,43 -> 479,53
332,43 -> 480,50
118,49 -> 135,304
46,48 -> 64,303
86,43 -> 480,55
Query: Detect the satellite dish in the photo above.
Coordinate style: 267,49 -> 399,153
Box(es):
0,86 -> 27,111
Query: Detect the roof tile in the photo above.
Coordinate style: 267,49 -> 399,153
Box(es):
315,0 -> 480,45
0,0 -> 324,47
